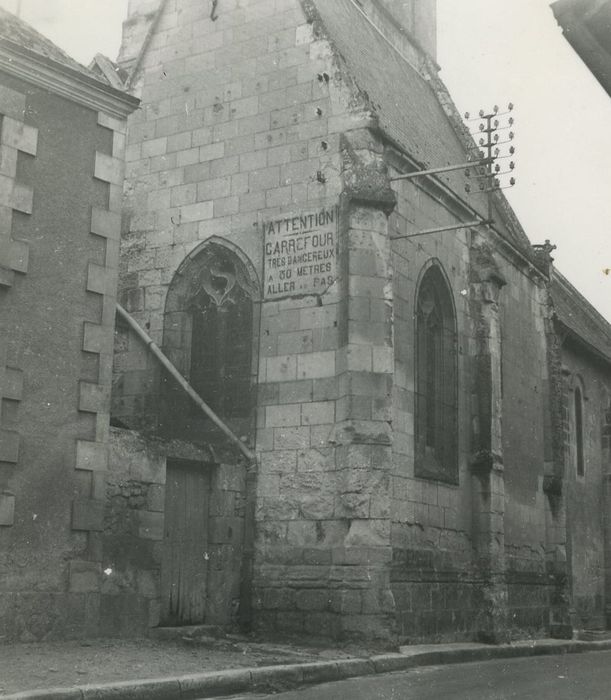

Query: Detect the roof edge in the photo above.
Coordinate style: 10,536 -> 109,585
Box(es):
552,267 -> 611,365
553,267 -> 611,331
0,39 -> 139,119
555,317 -> 611,366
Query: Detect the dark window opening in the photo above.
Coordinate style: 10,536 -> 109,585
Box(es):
575,386 -> 585,477
162,243 -> 256,437
190,280 -> 252,418
415,265 -> 458,483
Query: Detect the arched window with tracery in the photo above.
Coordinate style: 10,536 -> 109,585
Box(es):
162,241 -> 258,440
188,249 -> 253,417
414,264 -> 458,483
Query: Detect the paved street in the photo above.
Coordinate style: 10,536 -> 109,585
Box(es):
229,650 -> 611,700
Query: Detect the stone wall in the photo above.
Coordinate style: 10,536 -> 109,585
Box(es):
388,164 -> 478,643
114,0 -> 610,644
497,261 -> 551,637
100,428 -> 247,633
0,71 -> 131,641
560,341 -> 611,630
115,0 -> 399,641
387,157 -> 566,642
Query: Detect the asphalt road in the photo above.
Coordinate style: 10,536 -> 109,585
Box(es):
229,650 -> 611,699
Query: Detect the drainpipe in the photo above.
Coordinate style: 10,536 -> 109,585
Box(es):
116,303 -> 256,462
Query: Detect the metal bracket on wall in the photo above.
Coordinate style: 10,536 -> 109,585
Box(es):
390,103 -> 515,240
389,159 -> 492,182
390,219 -> 493,240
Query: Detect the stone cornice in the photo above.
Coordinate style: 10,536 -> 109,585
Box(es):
0,40 -> 139,119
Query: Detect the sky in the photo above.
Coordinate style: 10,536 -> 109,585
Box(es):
2,0 -> 610,321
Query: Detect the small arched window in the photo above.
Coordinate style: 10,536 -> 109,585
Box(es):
574,385 -> 585,477
414,265 -> 458,483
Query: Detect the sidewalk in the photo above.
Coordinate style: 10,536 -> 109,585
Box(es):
3,633 -> 611,699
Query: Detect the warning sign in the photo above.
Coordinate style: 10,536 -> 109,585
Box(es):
262,206 -> 338,299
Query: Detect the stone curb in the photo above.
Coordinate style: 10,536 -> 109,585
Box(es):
5,639 -> 611,700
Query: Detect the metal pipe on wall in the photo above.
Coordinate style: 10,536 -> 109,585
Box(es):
115,303 -> 256,463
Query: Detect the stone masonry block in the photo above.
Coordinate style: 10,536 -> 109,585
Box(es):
278,330 -> 313,355
87,263 -> 112,295
240,150 -> 267,172
348,276 -> 387,299
348,320 -> 388,346
337,345 -> 372,373
373,346 -> 393,373
0,146 -> 17,179
0,174 -> 12,205
8,238 -> 29,273
141,136 -> 167,158
331,589 -> 362,614
79,381 -> 109,414
278,380 -> 313,404
197,177 -> 230,201
274,427 -> 310,450
266,404 -> 301,427
0,265 -> 14,287
295,589 -> 331,612
177,147 -> 200,167
69,560 -> 101,592
259,450 -> 297,472
180,200 -> 213,223
1,116 -> 38,155
138,510 -> 164,540
91,207 -> 121,240
147,484 -> 165,512
83,322 -> 106,354
301,401 -> 335,425
170,183 -> 196,207
297,351 -> 336,379
3,367 -> 23,401
71,499 -> 104,531
167,132 -> 192,153
109,183 -> 122,212
200,142 -> 225,162
11,182 -> 33,214
266,355 -> 297,382
0,492 -> 15,526
0,429 -> 19,462
297,448 -> 335,472
75,440 -> 108,472
113,131 -> 126,159
94,152 -> 123,185
98,112 -> 127,134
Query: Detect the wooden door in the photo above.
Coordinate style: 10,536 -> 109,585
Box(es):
161,459 -> 210,626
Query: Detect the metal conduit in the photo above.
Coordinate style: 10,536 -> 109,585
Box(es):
116,303 -> 256,463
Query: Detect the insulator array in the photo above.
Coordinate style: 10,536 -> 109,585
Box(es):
462,104 -> 516,197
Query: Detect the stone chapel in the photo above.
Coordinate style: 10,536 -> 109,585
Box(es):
1,0 -> 611,644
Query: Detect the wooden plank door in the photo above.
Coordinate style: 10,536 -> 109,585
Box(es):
161,459 -> 210,626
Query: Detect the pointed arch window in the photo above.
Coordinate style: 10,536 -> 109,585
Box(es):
188,251 -> 253,418
415,265 -> 458,483
162,242 -> 257,440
